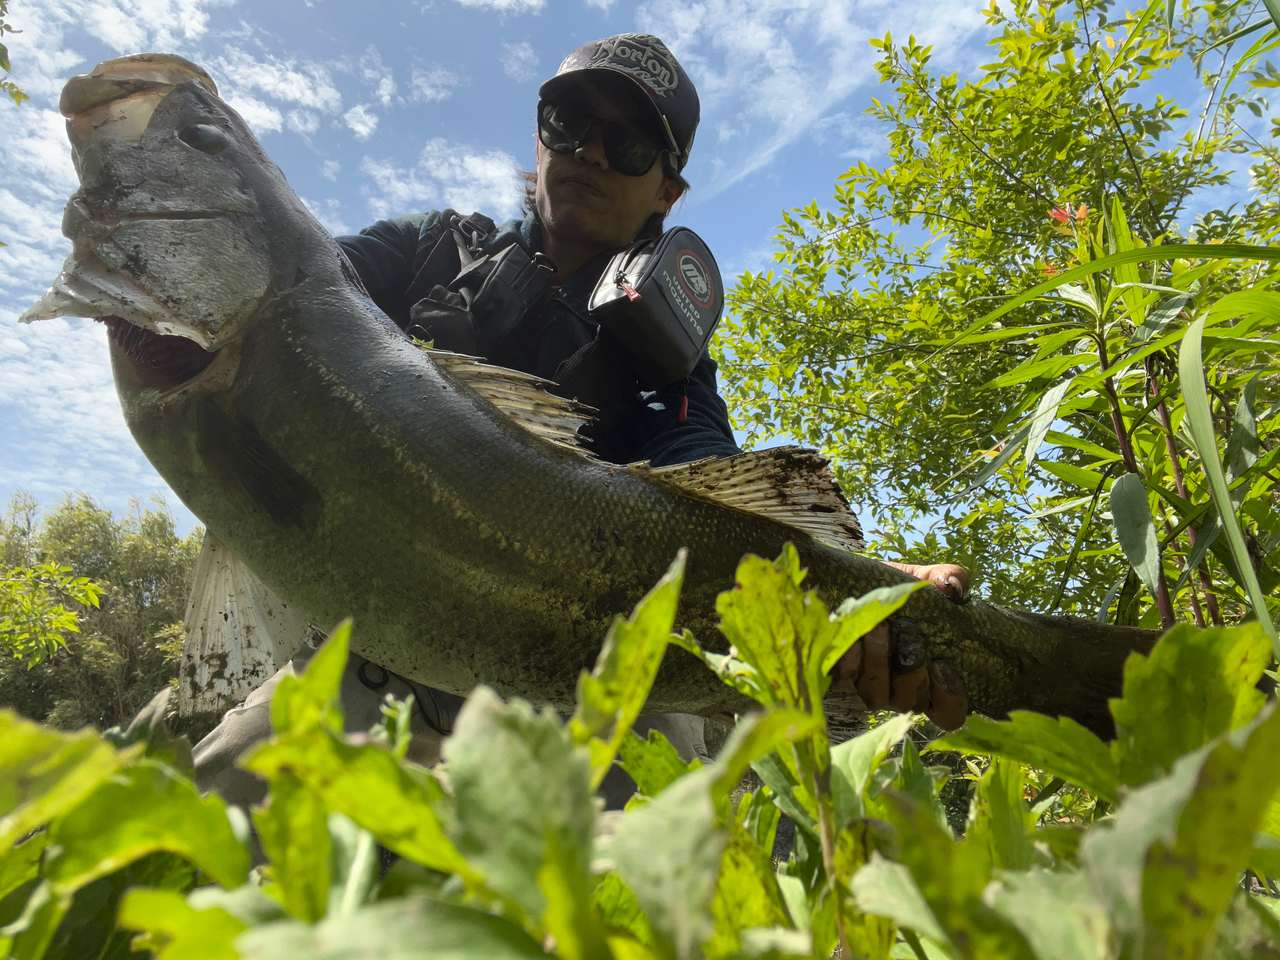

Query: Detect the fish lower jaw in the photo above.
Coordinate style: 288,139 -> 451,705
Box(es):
104,316 -> 232,398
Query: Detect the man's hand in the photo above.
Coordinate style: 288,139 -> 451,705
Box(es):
831,562 -> 970,731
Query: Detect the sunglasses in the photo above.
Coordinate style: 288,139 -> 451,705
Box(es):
537,98 -> 669,177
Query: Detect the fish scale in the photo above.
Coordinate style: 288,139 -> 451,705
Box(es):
24,54 -> 1160,738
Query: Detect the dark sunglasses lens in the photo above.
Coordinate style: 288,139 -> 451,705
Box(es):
601,123 -> 659,176
539,100 -> 663,177
538,102 -> 589,151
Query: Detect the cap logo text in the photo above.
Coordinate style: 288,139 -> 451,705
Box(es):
590,35 -> 679,97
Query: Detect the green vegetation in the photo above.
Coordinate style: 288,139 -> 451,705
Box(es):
0,1 -> 25,108
0,494 -> 201,736
718,0 -> 1280,634
3,2 -> 1280,955
2,551 -> 1278,959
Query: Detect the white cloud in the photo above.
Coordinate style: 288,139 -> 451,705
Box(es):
0,314 -> 182,523
501,41 -> 539,83
40,0 -> 221,56
635,0 -> 985,195
452,0 -> 545,12
410,64 -> 463,104
344,104 -> 380,140
287,109 -> 321,134
360,140 -> 523,222
211,47 -> 344,115
320,160 -> 342,181
352,46 -> 397,107
585,0 -> 615,9
226,94 -> 283,134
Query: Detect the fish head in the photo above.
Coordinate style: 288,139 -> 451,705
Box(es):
23,53 -> 331,394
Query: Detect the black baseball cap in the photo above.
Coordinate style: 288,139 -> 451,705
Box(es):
539,34 -> 699,172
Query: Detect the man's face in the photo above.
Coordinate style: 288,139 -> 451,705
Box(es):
535,81 -> 684,257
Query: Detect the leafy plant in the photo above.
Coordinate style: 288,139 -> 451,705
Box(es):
0,494 -> 202,737
718,0 -> 1280,633
2,549 -> 1277,959
0,563 -> 102,666
0,0 -> 24,107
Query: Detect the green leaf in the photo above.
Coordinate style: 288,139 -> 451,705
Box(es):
1224,375 -> 1260,487
590,872 -> 652,945
1083,704 -> 1280,956
618,728 -> 693,798
1109,623 -> 1272,787
1178,313 -> 1278,651
252,773 -> 331,923
1037,459 -> 1107,492
235,897 -> 550,959
0,711 -> 125,853
117,888 -> 247,960
570,551 -> 684,790
1132,292 -> 1191,342
244,728 -> 474,880
833,820 -> 896,960
270,620 -> 351,736
714,711 -> 823,819
1024,380 -> 1072,467
1141,704 -> 1280,957
2,880 -> 69,960
932,244 -> 1280,360
850,854 -> 947,947
46,759 -> 249,893
963,423 -> 1032,495
714,547 -> 830,712
706,825 -> 793,960
936,712 -> 1119,804
1109,472 -> 1163,598
826,581 -> 929,674
0,831 -> 48,902
444,687 -> 596,935
984,870 -> 1111,960
607,765 -> 726,960
831,713 -> 916,824
102,689 -> 194,777
966,759 -> 1035,872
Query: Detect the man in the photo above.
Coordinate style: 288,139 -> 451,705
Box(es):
193,33 -> 967,810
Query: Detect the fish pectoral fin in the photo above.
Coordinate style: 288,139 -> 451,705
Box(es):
642,446 -> 866,553
423,347 -> 597,456
179,532 -> 313,716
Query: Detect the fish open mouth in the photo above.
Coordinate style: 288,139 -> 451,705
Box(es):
102,316 -> 217,389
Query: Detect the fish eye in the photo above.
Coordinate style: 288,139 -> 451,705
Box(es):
178,123 -> 230,154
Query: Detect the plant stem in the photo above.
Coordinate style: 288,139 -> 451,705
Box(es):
1147,362 -> 1224,625
1098,339 -> 1176,627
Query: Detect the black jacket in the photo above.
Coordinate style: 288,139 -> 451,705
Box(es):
337,210 -> 741,467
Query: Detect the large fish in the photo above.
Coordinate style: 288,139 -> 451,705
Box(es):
24,54 -> 1158,738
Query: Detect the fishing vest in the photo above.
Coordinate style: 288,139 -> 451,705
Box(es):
402,212 -> 657,455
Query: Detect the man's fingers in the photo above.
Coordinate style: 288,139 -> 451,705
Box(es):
855,623 -> 891,709
924,659 -> 968,731
886,561 -> 970,603
889,665 -> 930,713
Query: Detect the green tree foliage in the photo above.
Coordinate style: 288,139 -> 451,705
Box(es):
3,551 -> 1278,959
0,0 -> 26,107
0,494 -> 201,735
0,562 -> 102,666
719,0 -> 1280,631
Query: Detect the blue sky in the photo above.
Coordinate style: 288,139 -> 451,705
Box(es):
1,0 -> 994,533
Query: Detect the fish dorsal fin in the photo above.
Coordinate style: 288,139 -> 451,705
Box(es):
642,446 -> 866,552
423,347 -> 596,456
179,532 -> 312,716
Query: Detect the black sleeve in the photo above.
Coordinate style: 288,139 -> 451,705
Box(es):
632,354 -> 742,467
336,213 -> 446,330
